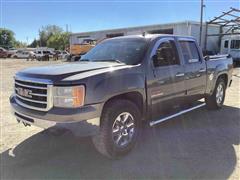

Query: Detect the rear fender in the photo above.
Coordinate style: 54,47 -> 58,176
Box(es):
208,64 -> 228,95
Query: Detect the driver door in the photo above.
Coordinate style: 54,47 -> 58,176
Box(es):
149,38 -> 186,119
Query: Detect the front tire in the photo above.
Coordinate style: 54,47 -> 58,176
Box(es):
205,78 -> 226,110
92,99 -> 141,158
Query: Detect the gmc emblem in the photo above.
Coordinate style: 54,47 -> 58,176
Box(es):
16,87 -> 32,98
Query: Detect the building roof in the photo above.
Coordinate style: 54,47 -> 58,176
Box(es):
71,20 -> 217,36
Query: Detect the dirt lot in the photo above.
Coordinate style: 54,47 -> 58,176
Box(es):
0,58 -> 239,180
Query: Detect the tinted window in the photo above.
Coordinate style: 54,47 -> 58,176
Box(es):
230,40 -> 240,49
154,40 -> 179,66
224,40 -> 229,48
179,41 -> 200,63
82,39 -> 148,65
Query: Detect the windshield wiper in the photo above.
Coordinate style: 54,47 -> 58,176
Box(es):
95,59 -> 124,64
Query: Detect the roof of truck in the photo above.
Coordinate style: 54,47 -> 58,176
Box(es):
107,34 -> 196,42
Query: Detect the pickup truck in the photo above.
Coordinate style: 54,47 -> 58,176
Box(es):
10,34 -> 233,158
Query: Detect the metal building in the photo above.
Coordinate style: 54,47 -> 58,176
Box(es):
70,21 -> 221,53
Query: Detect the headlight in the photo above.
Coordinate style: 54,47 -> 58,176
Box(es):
53,85 -> 85,108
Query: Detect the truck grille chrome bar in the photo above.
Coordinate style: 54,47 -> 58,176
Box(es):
14,77 -> 53,111
15,81 -> 47,89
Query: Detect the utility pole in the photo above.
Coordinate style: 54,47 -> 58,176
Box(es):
26,36 -> 29,45
199,0 -> 204,47
66,24 -> 69,32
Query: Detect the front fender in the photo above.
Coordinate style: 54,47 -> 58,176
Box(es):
87,70 -> 146,104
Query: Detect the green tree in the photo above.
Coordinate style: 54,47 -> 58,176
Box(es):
14,41 -> 27,48
47,32 -> 70,50
39,25 -> 63,47
28,39 -> 39,48
0,28 -> 16,49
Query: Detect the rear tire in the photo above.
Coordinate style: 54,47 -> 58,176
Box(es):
92,99 -> 141,159
205,78 -> 226,110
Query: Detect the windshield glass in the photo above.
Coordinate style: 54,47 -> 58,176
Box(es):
81,38 -> 148,65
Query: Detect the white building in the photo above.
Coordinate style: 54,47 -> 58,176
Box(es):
70,21 -> 221,53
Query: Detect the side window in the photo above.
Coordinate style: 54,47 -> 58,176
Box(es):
153,40 -> 179,67
230,40 -> 240,49
179,41 -> 200,63
224,40 -> 229,48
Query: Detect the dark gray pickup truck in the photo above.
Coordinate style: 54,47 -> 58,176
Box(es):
10,34 -> 233,158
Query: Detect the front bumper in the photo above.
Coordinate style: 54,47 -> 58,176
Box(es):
10,95 -> 102,136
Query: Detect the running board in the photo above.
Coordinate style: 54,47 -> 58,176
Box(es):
149,103 -> 206,127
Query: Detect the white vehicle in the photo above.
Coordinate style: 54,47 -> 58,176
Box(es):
34,50 -> 53,60
7,48 -> 17,57
221,35 -> 240,65
57,50 -> 70,59
12,50 -> 35,59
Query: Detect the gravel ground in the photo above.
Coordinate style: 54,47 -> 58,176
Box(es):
0,58 -> 239,180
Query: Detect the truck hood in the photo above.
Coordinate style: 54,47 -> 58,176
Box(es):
18,62 -> 126,75
16,61 -> 133,83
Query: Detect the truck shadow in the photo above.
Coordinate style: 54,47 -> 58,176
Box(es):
1,105 -> 239,179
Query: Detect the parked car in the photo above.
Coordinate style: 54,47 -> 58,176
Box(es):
10,34 -> 233,158
7,48 -> 17,57
61,51 -> 70,59
35,50 -> 53,61
0,47 -> 8,58
12,50 -> 36,59
53,50 -> 69,60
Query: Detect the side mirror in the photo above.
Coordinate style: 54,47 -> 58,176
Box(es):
204,56 -> 210,61
152,54 -> 159,67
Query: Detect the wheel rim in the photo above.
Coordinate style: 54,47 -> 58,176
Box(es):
216,83 -> 224,105
112,112 -> 135,148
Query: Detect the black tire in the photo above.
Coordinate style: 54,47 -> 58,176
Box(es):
92,99 -> 141,158
205,78 -> 226,110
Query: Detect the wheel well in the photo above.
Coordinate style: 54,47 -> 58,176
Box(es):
218,74 -> 228,86
103,92 -> 144,116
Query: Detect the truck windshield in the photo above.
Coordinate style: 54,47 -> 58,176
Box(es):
81,38 -> 148,65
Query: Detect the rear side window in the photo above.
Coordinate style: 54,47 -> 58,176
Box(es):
224,40 -> 229,48
179,41 -> 200,63
230,40 -> 240,49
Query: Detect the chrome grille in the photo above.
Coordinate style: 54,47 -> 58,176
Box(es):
14,77 -> 53,111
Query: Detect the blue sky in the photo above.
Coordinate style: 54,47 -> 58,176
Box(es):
1,0 -> 239,43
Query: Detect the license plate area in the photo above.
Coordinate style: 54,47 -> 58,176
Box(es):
15,112 -> 34,123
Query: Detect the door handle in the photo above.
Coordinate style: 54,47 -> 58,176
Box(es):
199,68 -> 206,72
175,73 -> 185,77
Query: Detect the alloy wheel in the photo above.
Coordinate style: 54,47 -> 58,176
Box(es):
112,112 -> 135,148
216,83 -> 224,105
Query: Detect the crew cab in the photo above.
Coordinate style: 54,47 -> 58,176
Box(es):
10,34 -> 233,158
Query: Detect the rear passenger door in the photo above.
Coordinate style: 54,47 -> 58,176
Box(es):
149,38 -> 186,119
178,39 -> 207,99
